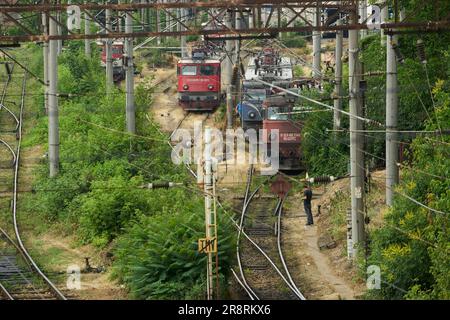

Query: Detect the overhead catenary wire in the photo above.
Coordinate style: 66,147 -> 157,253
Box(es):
254,78 -> 383,126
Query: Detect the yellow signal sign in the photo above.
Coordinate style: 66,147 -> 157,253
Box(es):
198,237 -> 217,253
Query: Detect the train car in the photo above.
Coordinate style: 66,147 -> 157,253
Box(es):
239,80 -> 267,132
97,39 -> 125,81
262,94 -> 303,172
240,47 -> 294,132
177,48 -> 221,111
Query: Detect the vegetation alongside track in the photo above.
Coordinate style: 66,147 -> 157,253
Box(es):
17,42 -> 234,299
4,1 -> 448,300
296,3 -> 450,299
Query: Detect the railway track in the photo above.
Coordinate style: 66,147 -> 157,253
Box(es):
0,62 -> 67,300
147,87 -> 301,300
233,166 -> 305,300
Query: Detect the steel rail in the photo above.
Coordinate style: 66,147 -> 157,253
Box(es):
235,166 -> 306,300
10,73 -> 67,300
0,63 -> 16,161
232,190 -> 305,300
0,62 -> 13,105
275,197 -> 306,299
0,137 -> 16,166
144,90 -> 304,299
230,268 -> 254,300
236,166 -> 261,300
0,282 -> 14,300
0,103 -> 20,129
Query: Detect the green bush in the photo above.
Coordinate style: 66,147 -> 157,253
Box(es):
367,79 -> 450,300
23,43 -> 235,298
112,196 -> 234,299
282,36 -> 307,48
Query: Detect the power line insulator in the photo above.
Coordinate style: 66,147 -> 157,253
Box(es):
240,62 -> 245,78
307,175 -> 337,184
416,39 -> 427,64
393,44 -> 405,64
231,65 -> 239,86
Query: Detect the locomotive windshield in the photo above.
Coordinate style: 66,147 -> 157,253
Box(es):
267,106 -> 289,120
199,65 -> 216,76
181,65 -> 197,76
112,46 -> 122,54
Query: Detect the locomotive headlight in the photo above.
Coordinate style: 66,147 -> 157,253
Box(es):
248,112 -> 255,118
183,84 -> 189,90
208,84 -> 214,90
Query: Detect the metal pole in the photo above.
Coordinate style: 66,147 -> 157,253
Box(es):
234,9 -> 241,124
277,6 -> 282,39
359,0 -> 367,38
117,0 -> 123,32
381,0 -> 388,46
257,6 -> 262,28
333,18 -> 343,132
386,34 -> 398,206
141,0 -> 146,30
156,2 -> 161,45
56,0 -> 62,55
235,10 -> 241,58
48,15 -> 59,177
177,6 -> 181,35
105,8 -> 114,89
42,11 -> 49,114
348,1 -> 365,257
224,10 -> 233,86
165,1 -> 170,33
312,2 -> 321,78
180,2 -> 187,57
204,127 -> 214,300
84,3 -> 91,57
125,11 -> 135,134
226,86 -> 233,129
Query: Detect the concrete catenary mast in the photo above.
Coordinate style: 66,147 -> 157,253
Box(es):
105,7 -> 114,89
125,11 -> 136,134
348,1 -> 365,257
48,14 -> 59,177
333,18 -> 343,132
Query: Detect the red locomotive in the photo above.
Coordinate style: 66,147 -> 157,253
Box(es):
262,94 -> 303,172
177,48 -> 221,111
97,39 -> 125,81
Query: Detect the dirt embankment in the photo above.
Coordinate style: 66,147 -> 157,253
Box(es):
281,181 -> 362,300
284,171 -> 389,300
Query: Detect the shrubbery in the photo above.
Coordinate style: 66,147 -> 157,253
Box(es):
24,42 -> 234,299
367,81 -> 450,300
282,36 -> 307,48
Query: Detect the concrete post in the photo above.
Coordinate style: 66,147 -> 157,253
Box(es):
48,16 -> 59,177
125,12 -> 136,134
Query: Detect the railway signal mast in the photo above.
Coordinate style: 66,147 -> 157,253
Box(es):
199,128 -> 219,300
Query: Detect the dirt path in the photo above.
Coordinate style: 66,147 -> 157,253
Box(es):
25,232 -> 127,300
282,185 -> 364,300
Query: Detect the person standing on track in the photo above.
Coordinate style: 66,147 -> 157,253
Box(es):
303,184 -> 313,226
